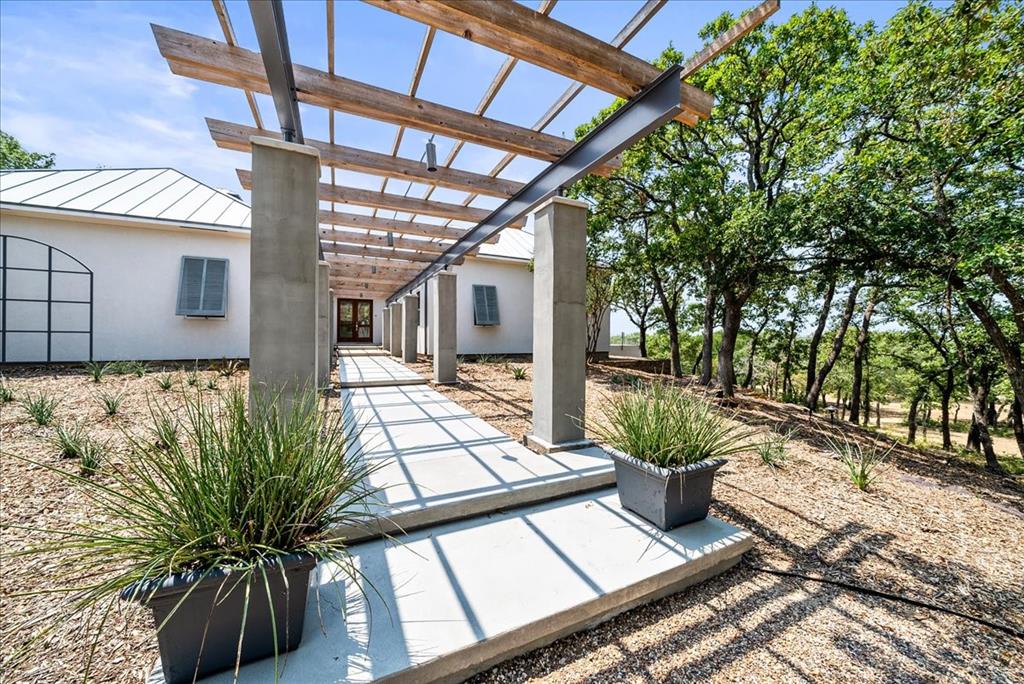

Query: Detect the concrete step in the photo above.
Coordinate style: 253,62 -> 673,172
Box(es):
338,354 -> 427,388
192,490 -> 752,684
338,384 -> 615,541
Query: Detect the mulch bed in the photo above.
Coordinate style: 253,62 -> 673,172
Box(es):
408,358 -> 1024,683
2,361 -> 1022,682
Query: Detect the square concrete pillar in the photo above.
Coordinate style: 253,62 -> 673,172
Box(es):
317,261 -> 331,388
248,136 -> 320,408
381,302 -> 391,350
526,196 -> 592,453
389,303 -> 403,357
401,294 -> 418,363
431,272 -> 457,384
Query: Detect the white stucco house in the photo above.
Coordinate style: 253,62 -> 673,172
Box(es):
0,167 -> 608,363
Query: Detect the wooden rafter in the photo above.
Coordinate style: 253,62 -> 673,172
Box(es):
320,242 -> 454,264
209,119 -> 523,198
210,0 -> 263,129
332,286 -> 397,298
235,169 -> 523,226
324,255 -> 425,275
152,26 -> 617,169
429,0 -> 667,224
331,276 -> 407,288
319,228 -> 462,255
363,0 -> 712,124
319,209 -> 498,243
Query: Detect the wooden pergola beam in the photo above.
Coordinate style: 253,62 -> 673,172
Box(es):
153,25 -> 618,169
332,286 -> 397,298
210,0 -> 263,129
320,242 -> 452,264
363,0 -> 713,124
331,276 -> 408,288
208,118 -> 524,199
320,228 -> 456,255
319,209 -> 499,243
324,255 -> 424,275
237,169 -> 523,226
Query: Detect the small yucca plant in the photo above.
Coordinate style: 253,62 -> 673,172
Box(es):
0,380 -> 13,403
9,387 -> 383,678
589,383 -> 750,468
155,374 -> 174,391
218,359 -> 241,378
20,393 -> 58,426
83,361 -> 110,383
756,428 -> 792,470
185,367 -> 200,387
828,436 -> 891,491
152,414 -> 178,450
78,439 -> 103,477
510,366 -> 528,381
52,422 -> 87,458
97,391 -> 125,417
131,361 -> 149,378
206,377 -> 219,391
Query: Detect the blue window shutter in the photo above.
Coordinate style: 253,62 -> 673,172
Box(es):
177,257 -> 228,317
472,284 -> 499,326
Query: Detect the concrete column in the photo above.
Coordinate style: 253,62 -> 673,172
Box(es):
401,294 -> 418,363
317,261 -> 331,388
381,301 -> 391,350
248,136 -> 320,409
431,272 -> 457,384
389,303 -> 403,357
526,196 -> 591,453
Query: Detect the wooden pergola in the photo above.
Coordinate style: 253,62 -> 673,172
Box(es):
155,0 -> 778,302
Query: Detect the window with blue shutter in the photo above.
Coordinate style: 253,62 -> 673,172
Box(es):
176,256 -> 229,317
472,284 -> 499,326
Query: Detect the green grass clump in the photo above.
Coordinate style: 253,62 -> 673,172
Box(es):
0,380 -> 13,403
475,354 -> 500,364
206,378 -> 219,391
590,382 -> 750,468
185,367 -> 200,387
9,387 -> 383,676
20,393 -> 58,426
756,427 -> 793,470
83,361 -> 110,383
153,415 -> 178,450
52,422 -> 87,458
155,374 -> 174,391
510,366 -> 527,381
78,439 -> 104,477
217,359 -> 242,378
829,436 -> 891,491
98,391 -> 125,417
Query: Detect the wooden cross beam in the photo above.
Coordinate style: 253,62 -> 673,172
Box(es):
153,25 -> 617,170
324,254 -> 425,275
237,169 -> 524,226
363,0 -> 714,124
319,228 -> 463,255
319,209 -> 499,243
208,118 -> 524,199
320,242 -> 456,264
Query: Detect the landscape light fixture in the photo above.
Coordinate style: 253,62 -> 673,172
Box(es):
425,139 -> 437,172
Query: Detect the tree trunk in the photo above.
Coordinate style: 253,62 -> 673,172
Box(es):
638,324 -> 648,359
651,272 -> 682,378
717,290 -> 745,399
863,375 -> 871,426
806,284 -> 861,411
806,279 -> 837,397
1011,399 -> 1024,458
742,318 -> 768,389
907,386 -> 925,443
700,282 -> 716,385
940,367 -> 953,450
849,289 -> 878,424
969,381 -> 1001,472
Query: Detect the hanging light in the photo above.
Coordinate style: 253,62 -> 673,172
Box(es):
425,139 -> 437,173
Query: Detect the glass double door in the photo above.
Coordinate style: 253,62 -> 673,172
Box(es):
337,299 -> 373,342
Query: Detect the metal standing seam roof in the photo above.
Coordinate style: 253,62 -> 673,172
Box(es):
0,168 -> 252,230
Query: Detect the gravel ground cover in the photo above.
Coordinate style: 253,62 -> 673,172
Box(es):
2,361 -> 1022,683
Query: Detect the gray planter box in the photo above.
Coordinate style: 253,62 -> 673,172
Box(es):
121,553 -> 316,684
607,449 -> 726,530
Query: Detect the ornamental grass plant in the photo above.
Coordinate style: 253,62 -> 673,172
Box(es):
589,382 -> 751,468
8,386 -> 383,679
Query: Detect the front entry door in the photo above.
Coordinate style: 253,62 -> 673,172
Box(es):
337,299 -> 373,343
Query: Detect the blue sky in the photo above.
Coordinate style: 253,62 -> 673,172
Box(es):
0,0 -> 910,334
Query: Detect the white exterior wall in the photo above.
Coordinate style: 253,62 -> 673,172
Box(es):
418,255 -> 610,356
1,212 -> 249,362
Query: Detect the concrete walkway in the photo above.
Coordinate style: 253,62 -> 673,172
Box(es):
337,383 -> 615,540
196,490 -> 751,684
337,353 -> 427,388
